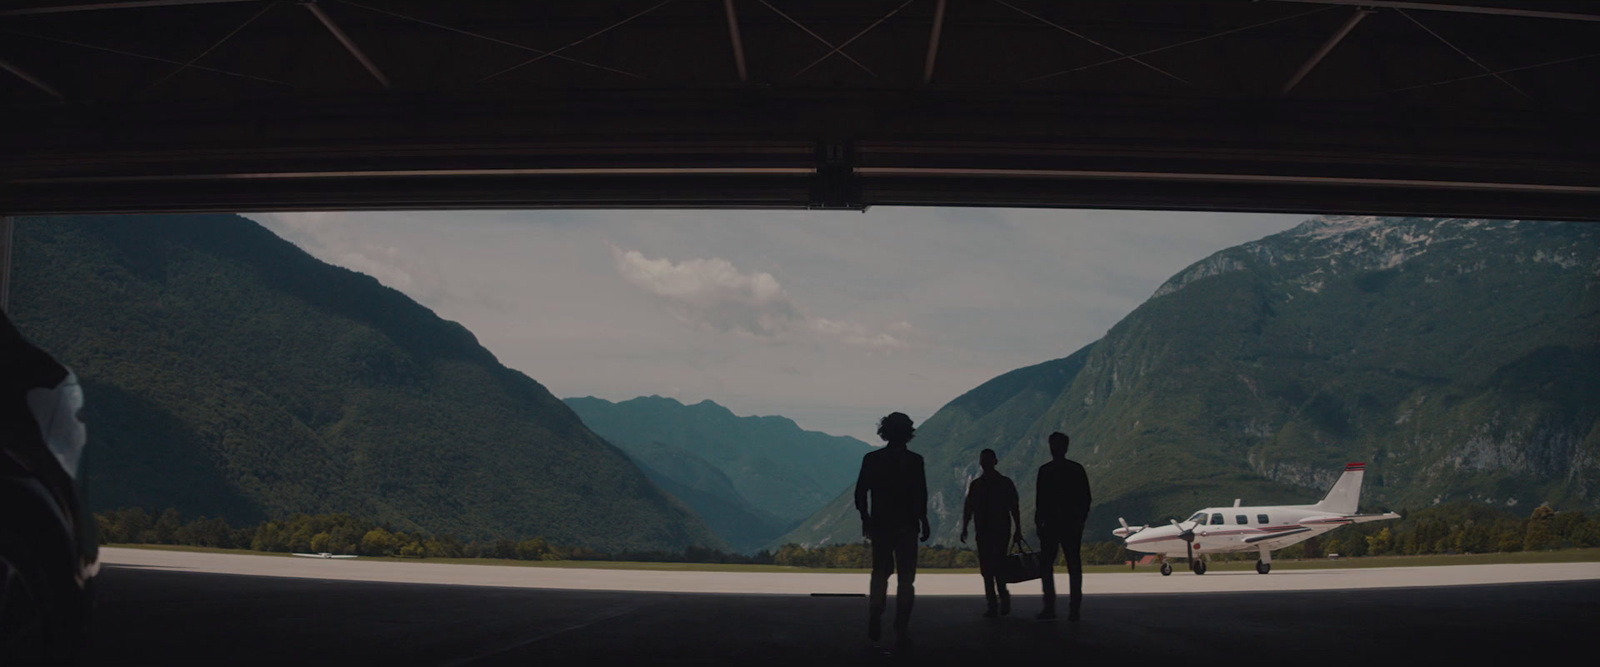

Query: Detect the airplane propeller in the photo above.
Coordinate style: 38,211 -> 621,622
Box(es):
1170,519 -> 1197,562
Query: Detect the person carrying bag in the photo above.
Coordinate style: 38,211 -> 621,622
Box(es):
960,449 -> 1023,617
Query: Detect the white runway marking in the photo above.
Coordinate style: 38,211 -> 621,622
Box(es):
99,548 -> 1600,596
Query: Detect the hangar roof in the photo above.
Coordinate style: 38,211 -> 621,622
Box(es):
2,0 -> 1598,218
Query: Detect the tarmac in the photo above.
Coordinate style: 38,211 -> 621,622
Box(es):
96,546 -> 1600,595
76,548 -> 1600,666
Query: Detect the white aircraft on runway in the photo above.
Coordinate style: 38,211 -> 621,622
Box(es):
1112,462 -> 1399,576
292,552 -> 358,559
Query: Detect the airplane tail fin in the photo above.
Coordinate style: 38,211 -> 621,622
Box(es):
1313,463 -> 1366,515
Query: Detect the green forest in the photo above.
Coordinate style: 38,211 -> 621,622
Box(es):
99,501 -> 1600,567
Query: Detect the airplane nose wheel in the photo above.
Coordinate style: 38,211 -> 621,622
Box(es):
1190,559 -> 1207,575
1160,562 -> 1173,576
1255,560 -> 1271,575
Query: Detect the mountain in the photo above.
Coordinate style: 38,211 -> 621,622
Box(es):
9,214 -> 721,553
564,395 -> 874,552
784,216 -> 1600,547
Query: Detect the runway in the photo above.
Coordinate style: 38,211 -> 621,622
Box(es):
98,546 -> 1600,595
76,549 -> 1600,666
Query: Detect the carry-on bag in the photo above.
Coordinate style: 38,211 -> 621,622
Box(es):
996,537 -> 1044,584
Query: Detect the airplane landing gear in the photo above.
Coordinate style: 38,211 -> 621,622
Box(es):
1191,559 -> 1207,575
1255,560 -> 1271,575
1160,562 -> 1173,576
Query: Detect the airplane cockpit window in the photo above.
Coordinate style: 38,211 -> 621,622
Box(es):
1235,515 -> 1248,525
1189,512 -> 1207,523
1257,514 -> 1269,524
1210,513 -> 1225,525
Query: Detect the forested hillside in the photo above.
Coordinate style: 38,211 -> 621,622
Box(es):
565,395 -> 872,552
785,217 -> 1600,547
10,215 -> 720,553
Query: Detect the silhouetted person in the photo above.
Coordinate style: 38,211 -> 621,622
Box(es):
1034,432 -> 1091,621
960,448 -> 1022,617
855,412 -> 930,649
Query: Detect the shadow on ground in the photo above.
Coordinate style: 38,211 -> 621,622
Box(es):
80,565 -> 1598,666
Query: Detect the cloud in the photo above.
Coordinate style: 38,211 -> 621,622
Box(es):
612,248 -> 913,351
808,317 -> 910,351
613,248 -> 801,337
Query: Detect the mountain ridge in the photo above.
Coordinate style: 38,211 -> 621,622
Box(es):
11,214 -> 722,553
783,216 -> 1600,547
564,394 -> 873,552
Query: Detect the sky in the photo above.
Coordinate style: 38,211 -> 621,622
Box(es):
249,208 -> 1304,444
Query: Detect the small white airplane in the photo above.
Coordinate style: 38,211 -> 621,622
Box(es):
1112,462 -> 1399,575
292,552 -> 358,559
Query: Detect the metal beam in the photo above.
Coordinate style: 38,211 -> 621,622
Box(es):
0,56 -> 65,101
0,216 -> 13,314
480,0 -> 675,83
1281,8 -> 1371,94
1388,51 -> 1600,94
1265,0 -> 1600,23
1028,5 -> 1334,82
923,0 -> 947,84
336,1 -> 641,80
792,0 -> 913,78
143,0 -> 278,94
1396,8 -> 1530,100
757,0 -> 876,76
995,0 -> 1190,86
12,167 -> 817,184
3,28 -> 289,86
723,0 -> 748,83
855,167 -> 1600,196
302,1 -> 390,89
3,91 -> 1597,218
0,0 -> 262,17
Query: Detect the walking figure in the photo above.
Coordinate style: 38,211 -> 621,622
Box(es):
960,449 -> 1022,617
854,412 -> 930,649
1034,432 -> 1091,621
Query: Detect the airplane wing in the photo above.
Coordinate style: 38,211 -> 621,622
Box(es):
1343,512 -> 1402,524
328,555 -> 358,559
1243,527 -> 1313,544
291,553 -> 322,558
1296,512 -> 1402,529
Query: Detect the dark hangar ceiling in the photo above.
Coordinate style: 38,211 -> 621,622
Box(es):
1,0 -> 1598,218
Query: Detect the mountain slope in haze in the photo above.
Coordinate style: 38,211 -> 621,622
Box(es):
601,438 -> 788,554
784,217 -> 1600,547
564,395 -> 873,552
10,214 -> 721,553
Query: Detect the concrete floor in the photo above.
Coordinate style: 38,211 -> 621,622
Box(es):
75,550 -> 1600,666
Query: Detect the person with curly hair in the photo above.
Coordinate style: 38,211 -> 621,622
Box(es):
854,411 -> 930,650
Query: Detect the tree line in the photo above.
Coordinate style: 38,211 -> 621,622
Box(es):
93,506 -> 1115,566
95,508 -> 608,561
97,501 -> 1600,566
1275,502 -> 1600,559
